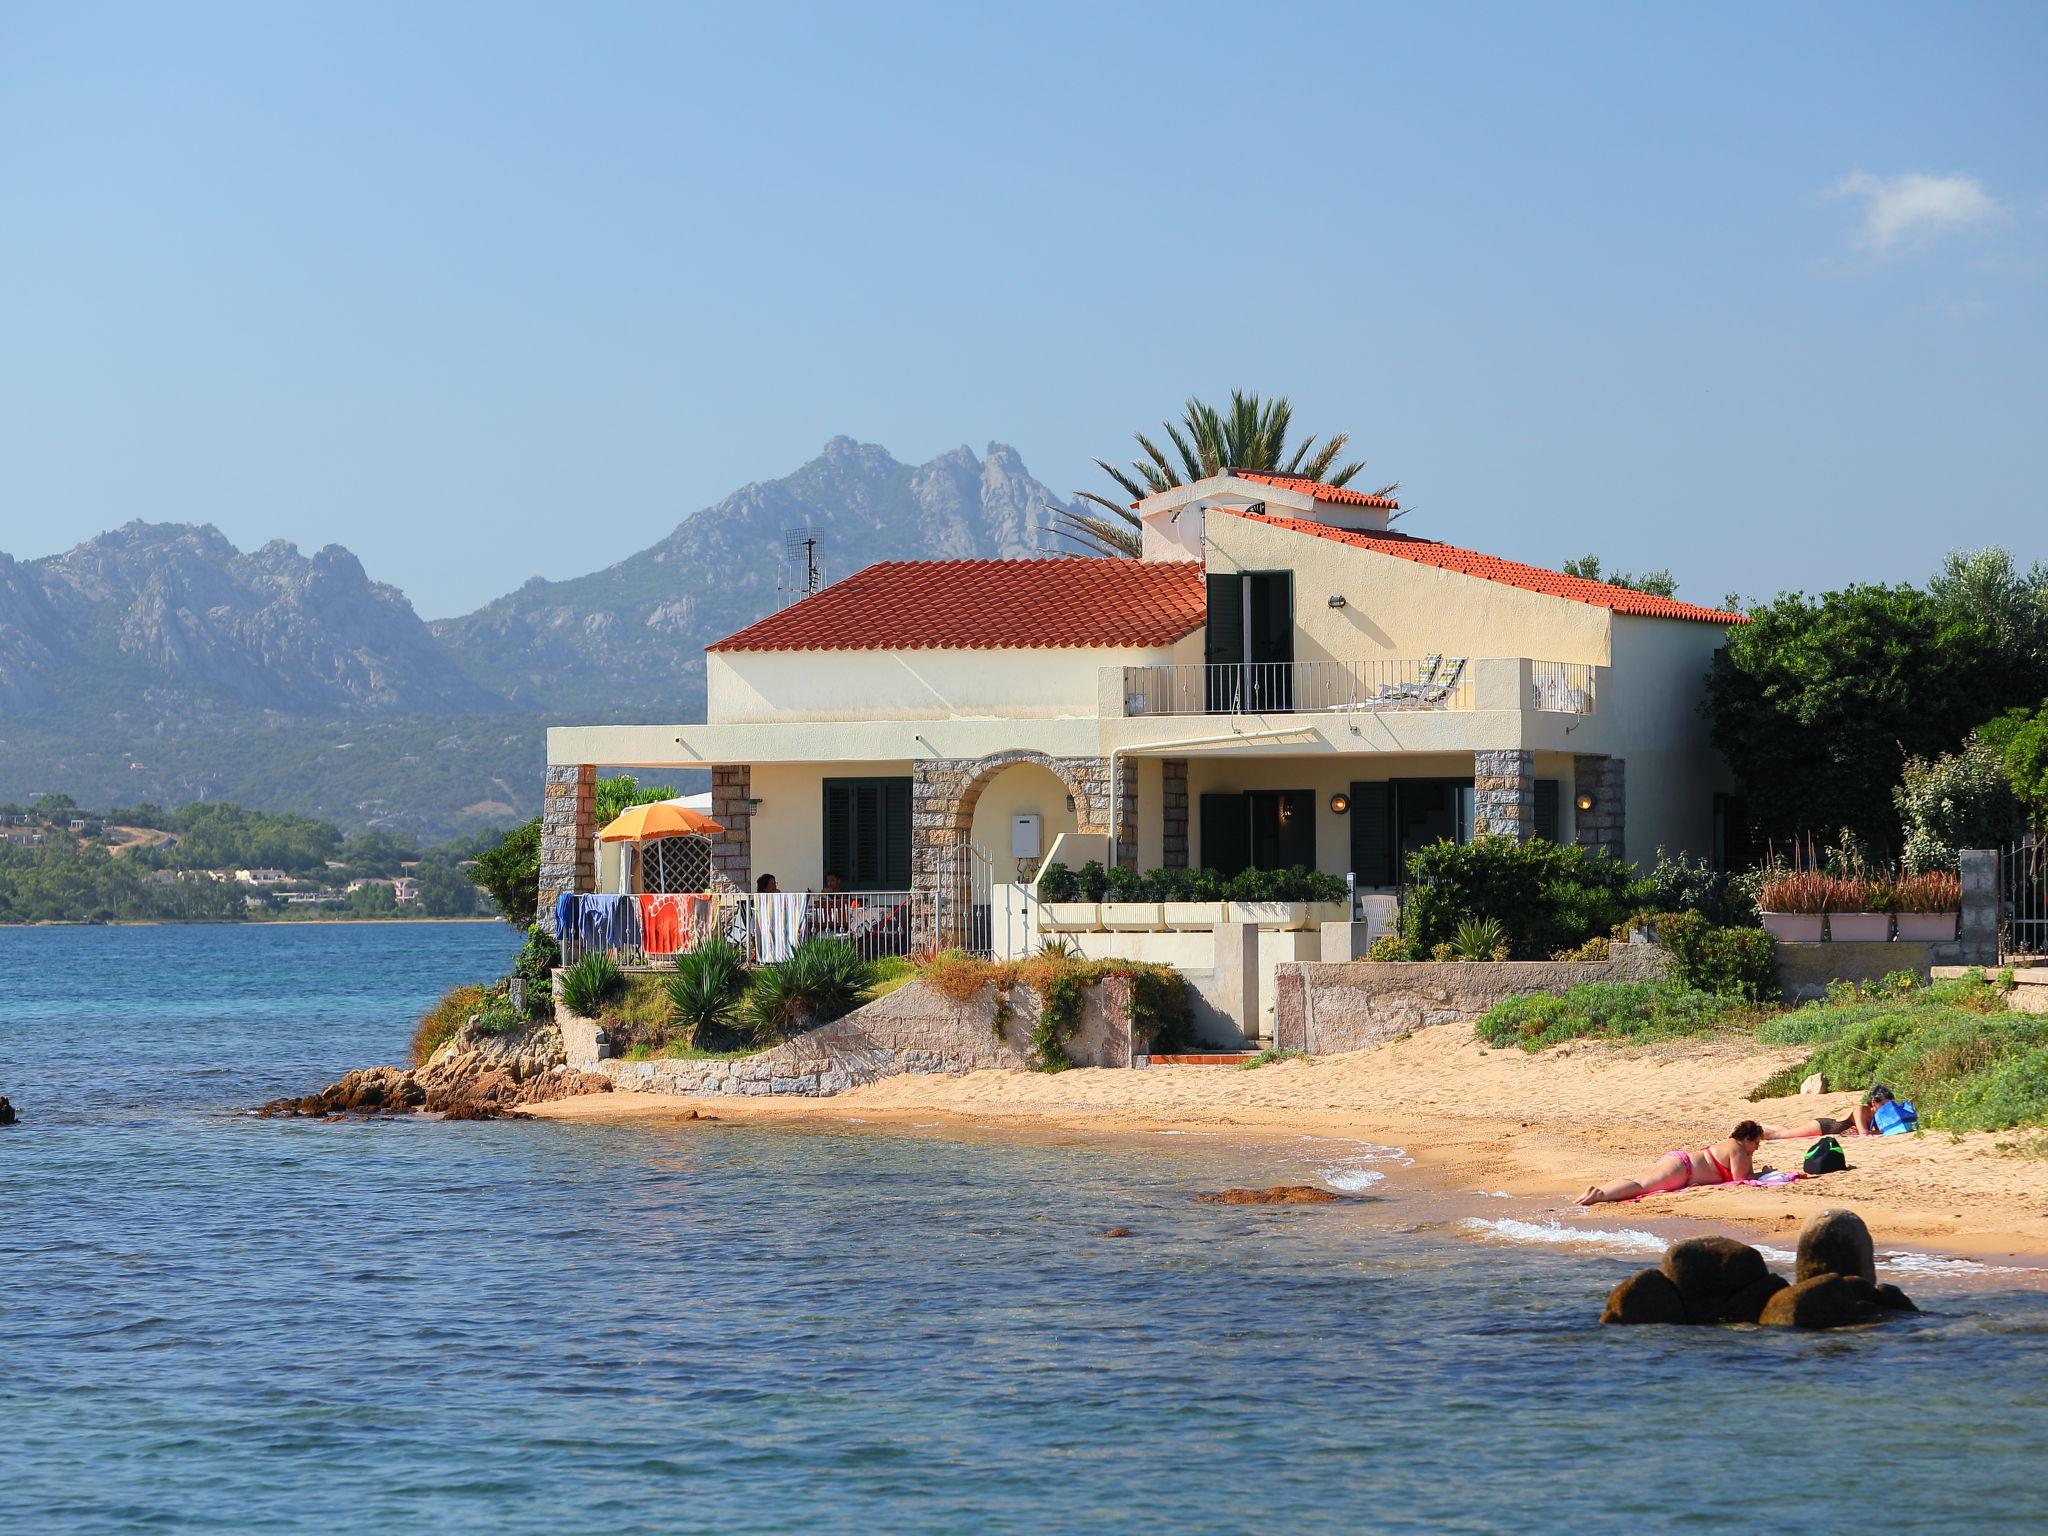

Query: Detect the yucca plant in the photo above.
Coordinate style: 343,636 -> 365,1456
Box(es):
1452,917 -> 1510,961
559,952 -> 626,1017
663,939 -> 750,1048
742,936 -> 876,1042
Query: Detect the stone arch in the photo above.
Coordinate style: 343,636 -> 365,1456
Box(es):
951,751 -> 1106,838
911,750 -> 1113,893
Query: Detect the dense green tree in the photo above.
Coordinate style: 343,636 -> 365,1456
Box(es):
1055,391 -> 1397,557
465,775 -> 678,927
1560,554 -> 1679,598
414,855 -> 477,917
1981,701 -> 2048,824
339,827 -> 420,877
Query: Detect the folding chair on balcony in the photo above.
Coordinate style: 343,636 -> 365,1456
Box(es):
1421,656 -> 1466,707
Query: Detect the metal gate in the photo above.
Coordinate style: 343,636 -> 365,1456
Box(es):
2002,833 -> 2047,961
935,838 -> 993,956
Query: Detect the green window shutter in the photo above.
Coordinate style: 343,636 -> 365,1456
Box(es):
822,781 -> 852,884
881,778 -> 912,889
822,777 -> 914,889
1350,781 -> 1392,886
1205,574 -> 1244,667
1534,779 -> 1560,844
1199,793 -> 1251,878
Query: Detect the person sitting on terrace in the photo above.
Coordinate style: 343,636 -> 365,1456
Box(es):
755,873 -> 779,894
1761,1084 -> 1894,1141
1575,1121 -> 1764,1206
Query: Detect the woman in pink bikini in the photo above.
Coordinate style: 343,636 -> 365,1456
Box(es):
1575,1120 -> 1764,1206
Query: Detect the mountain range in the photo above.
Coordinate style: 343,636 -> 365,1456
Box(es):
0,440 -> 1074,838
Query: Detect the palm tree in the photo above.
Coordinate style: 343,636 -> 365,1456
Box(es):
1048,391 -> 1398,557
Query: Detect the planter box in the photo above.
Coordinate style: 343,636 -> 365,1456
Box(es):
1101,901 -> 1164,932
1895,912 -> 1959,942
1828,912 -> 1891,942
1039,902 -> 1100,932
1228,900 -> 1309,931
1761,912 -> 1824,942
1306,901 -> 1351,928
1161,901 -> 1226,929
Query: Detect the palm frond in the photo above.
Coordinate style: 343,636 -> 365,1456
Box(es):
1043,505 -> 1141,559
1072,489 -> 1142,527
1093,458 -> 1149,506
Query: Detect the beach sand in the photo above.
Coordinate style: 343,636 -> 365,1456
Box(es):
527,1026 -> 2048,1266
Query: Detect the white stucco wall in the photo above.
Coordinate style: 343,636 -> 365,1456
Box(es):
745,759 -> 913,891
1596,615 -> 1734,860
967,761 -> 1078,883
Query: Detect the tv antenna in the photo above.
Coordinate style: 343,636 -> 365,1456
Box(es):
779,526 -> 826,605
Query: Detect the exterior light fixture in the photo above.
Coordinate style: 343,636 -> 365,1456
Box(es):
1327,594 -> 1347,609
1329,792 -> 1350,814
1064,795 -> 1075,811
748,797 -> 764,813
1575,792 -> 1596,813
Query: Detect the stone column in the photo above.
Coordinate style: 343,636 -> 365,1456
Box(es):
538,763 -> 595,933
1571,755 -> 1626,860
711,766 -> 752,887
1161,758 -> 1189,869
1114,759 -> 1138,870
1473,749 -> 1535,841
1959,848 -> 1998,966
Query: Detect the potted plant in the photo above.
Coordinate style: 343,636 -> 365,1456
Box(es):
1827,876 -> 1892,942
1156,867 -> 1226,929
1757,870 -> 1830,942
1034,861 -> 1101,932
1099,863 -> 1163,931
1223,866 -> 1308,930
1893,870 -> 1962,941
1299,867 -> 1353,928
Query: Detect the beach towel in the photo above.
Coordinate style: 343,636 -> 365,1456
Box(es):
639,893 -> 686,956
579,893 -> 639,954
1614,1169 -> 1803,1201
754,892 -> 806,962
555,891 -> 579,940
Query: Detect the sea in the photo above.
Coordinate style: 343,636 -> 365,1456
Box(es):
4,923 -> 2046,1534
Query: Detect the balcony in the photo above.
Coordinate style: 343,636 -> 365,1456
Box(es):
1109,659 -> 1597,718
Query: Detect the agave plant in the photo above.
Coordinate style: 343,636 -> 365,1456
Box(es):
558,952 -> 625,1017
1049,390 -> 1398,557
1452,917 -> 1510,962
663,939 -> 750,1048
742,936 -> 876,1042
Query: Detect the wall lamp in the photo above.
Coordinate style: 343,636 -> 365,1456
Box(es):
1329,792 -> 1351,814
748,797 -> 764,813
1575,792 -> 1596,813
1327,594 -> 1347,609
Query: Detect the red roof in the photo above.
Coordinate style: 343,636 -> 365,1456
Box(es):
1232,471 -> 1401,510
708,558 -> 1208,652
1217,508 -> 1746,625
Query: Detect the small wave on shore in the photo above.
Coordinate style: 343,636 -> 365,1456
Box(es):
1297,1136 -> 1411,1193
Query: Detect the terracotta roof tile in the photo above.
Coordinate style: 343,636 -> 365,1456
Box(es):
1217,508 -> 1746,625
708,558 -> 1208,652
1232,471 -> 1402,509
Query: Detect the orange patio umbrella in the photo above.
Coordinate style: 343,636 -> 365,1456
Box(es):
596,801 -> 725,842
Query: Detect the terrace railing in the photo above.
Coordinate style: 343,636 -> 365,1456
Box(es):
1530,661 -> 1596,714
1118,659 -> 1474,717
2001,834 -> 2047,962
558,889 -> 958,969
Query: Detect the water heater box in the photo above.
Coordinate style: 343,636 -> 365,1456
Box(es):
1010,814 -> 1043,860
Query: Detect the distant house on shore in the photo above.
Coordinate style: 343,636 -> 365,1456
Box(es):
235,868 -> 288,886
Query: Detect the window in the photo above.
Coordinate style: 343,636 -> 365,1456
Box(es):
1198,790 -> 1315,877
821,777 -> 912,891
1204,571 -> 1294,711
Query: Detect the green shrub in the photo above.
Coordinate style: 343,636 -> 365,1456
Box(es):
412,984 -> 486,1065
511,925 -> 561,1019
1643,849 -> 1758,928
1657,912 -> 1780,1001
1366,933 -> 1418,962
1126,964 -> 1194,1054
473,988 -> 525,1036
1102,863 -> 1146,902
1074,860 -> 1111,901
743,935 -> 875,1041
1220,864 -> 1347,903
1401,838 -> 1650,959
663,939 -> 751,1050
559,951 -> 626,1017
1476,982 -> 1747,1052
1037,862 -> 1081,902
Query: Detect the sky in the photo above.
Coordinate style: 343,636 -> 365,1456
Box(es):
1,1 -> 2043,619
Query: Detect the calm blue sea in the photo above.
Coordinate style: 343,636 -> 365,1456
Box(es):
3,923 -> 2046,1534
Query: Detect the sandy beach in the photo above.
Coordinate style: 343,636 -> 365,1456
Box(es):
529,1026 -> 2048,1267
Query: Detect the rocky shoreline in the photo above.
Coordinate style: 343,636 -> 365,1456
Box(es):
258,1016 -> 610,1121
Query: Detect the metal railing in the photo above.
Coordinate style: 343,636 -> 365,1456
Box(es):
1530,661 -> 1596,714
1119,658 -> 1473,716
557,888 -> 993,968
2002,834 -> 2047,961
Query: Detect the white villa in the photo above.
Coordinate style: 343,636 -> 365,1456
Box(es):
541,470 -> 1744,953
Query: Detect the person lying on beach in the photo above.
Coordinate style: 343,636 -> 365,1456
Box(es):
1575,1121 -> 1764,1206
1761,1084 -> 1894,1141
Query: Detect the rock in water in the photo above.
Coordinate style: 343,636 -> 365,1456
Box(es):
0,1095 -> 16,1125
1194,1186 -> 1339,1205
1601,1269 -> 1687,1325
1759,1273 -> 1887,1329
1660,1236 -> 1769,1322
1796,1209 -> 1877,1284
1873,1282 -> 1919,1313
1719,1273 -> 1790,1325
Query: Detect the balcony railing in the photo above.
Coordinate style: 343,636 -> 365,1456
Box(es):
1530,661 -> 1596,714
559,889 -> 965,968
1118,659 -> 1475,717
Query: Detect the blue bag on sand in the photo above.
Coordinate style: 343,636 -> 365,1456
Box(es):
1873,1099 -> 1918,1135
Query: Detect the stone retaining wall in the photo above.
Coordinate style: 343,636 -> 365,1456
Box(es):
1272,945 -> 1670,1054
567,975 -> 1134,1097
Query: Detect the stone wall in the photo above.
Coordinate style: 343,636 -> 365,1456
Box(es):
537,764 -> 595,933
710,765 -> 752,885
1161,758 -> 1189,868
1773,941 -> 1952,1003
910,751 -> 1113,894
1271,944 -> 1670,1054
1473,748 -> 1534,841
1572,754 -> 1625,860
571,975 -> 1135,1097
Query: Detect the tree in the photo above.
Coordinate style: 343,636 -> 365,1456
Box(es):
1894,737 -> 2025,872
414,855 -> 477,917
1981,701 -> 2048,825
1560,554 -> 1679,598
1052,391 -> 1397,558
464,775 -> 674,927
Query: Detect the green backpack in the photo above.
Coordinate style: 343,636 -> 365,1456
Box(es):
1803,1135 -> 1848,1176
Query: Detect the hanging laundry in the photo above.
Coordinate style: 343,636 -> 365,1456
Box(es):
753,891 -> 807,963
639,893 -> 687,956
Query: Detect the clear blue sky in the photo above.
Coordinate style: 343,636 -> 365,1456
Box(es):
3,1 -> 2042,618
